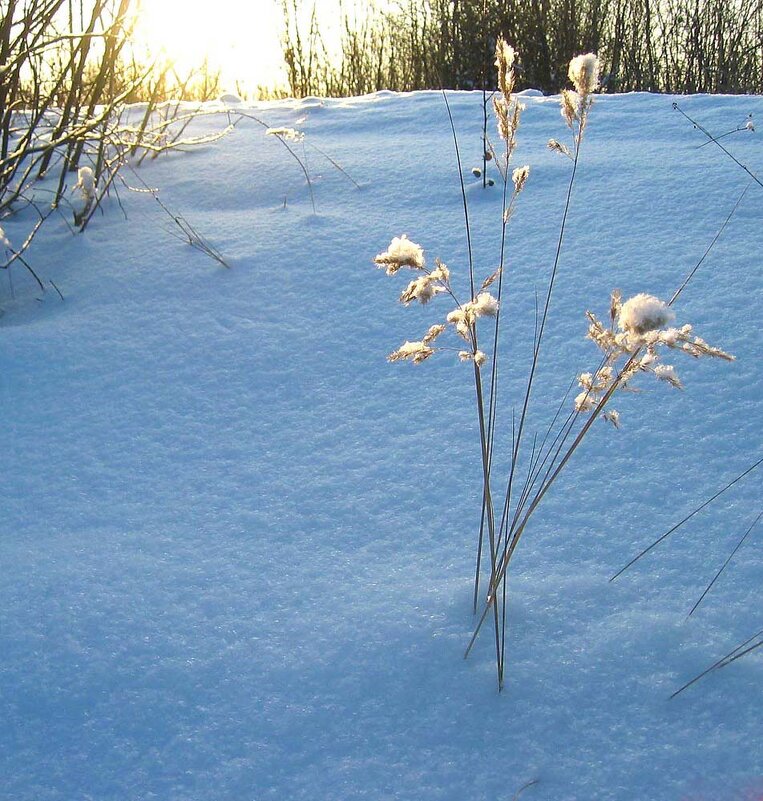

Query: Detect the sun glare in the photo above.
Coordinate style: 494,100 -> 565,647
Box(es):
132,0 -> 287,95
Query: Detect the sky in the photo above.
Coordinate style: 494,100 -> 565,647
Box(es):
131,0 -> 369,96
132,0 -> 286,93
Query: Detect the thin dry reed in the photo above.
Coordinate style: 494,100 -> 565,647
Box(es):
373,40 -> 738,690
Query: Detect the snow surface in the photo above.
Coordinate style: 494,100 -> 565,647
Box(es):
1,90 -> 761,801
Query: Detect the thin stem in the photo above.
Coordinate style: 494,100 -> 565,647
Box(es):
441,85 -> 502,683
670,629 -> 763,699
669,183 -> 750,306
441,88 -> 475,299
611,457 -> 763,581
673,102 -> 763,190
688,509 -> 762,617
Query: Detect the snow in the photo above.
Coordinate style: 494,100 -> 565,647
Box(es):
0,90 -> 761,801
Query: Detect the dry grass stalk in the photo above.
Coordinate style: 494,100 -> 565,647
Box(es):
372,41 -> 739,691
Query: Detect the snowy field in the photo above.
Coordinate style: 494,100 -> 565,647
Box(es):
1,90 -> 761,801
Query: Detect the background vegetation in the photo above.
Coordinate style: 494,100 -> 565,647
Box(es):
280,0 -> 763,97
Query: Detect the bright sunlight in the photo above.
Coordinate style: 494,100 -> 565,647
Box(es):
131,0 -> 287,94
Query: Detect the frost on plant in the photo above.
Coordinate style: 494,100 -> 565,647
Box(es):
368,43 -> 741,694
576,289 -> 735,422
549,53 -> 601,156
618,292 -> 674,334
266,127 -> 305,142
374,234 -> 425,274
568,53 -> 601,96
372,237 -> 499,367
71,166 -> 96,227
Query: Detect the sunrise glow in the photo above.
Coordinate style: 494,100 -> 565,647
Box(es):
131,0 -> 288,95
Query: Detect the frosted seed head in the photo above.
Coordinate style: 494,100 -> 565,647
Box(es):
618,293 -> 675,335
388,340 -> 435,364
654,364 -> 683,389
423,324 -> 446,344
493,96 -> 511,141
374,235 -> 425,274
512,165 -> 530,193
574,390 -> 596,412
400,275 -> 436,305
561,90 -> 580,127
473,292 -> 499,318
548,138 -> 572,158
77,166 -> 95,196
430,259 -> 450,284
495,39 -> 516,99
266,127 -> 305,142
568,53 -> 600,96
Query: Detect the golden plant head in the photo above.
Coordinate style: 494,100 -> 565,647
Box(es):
495,39 -> 516,100
388,340 -> 435,364
561,89 -> 580,128
512,165 -> 530,193
493,95 -> 511,142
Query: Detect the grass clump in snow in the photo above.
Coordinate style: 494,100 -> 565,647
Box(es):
373,41 -> 737,691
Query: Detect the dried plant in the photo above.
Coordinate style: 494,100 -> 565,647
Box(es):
372,41 -> 737,690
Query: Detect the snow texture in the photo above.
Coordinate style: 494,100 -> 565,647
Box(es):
0,90 -> 761,801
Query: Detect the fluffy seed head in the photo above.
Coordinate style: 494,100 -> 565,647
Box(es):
548,138 -> 572,158
618,293 -> 674,335
473,292 -> 499,318
423,324 -> 446,344
388,340 -> 434,364
512,165 -> 530,193
568,53 -> 600,95
374,235 -> 425,275
654,364 -> 683,388
400,275 -> 437,305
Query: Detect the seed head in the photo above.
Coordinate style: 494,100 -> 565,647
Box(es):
374,235 -> 425,275
568,53 -> 600,96
512,165 -> 530,193
618,293 -> 674,335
